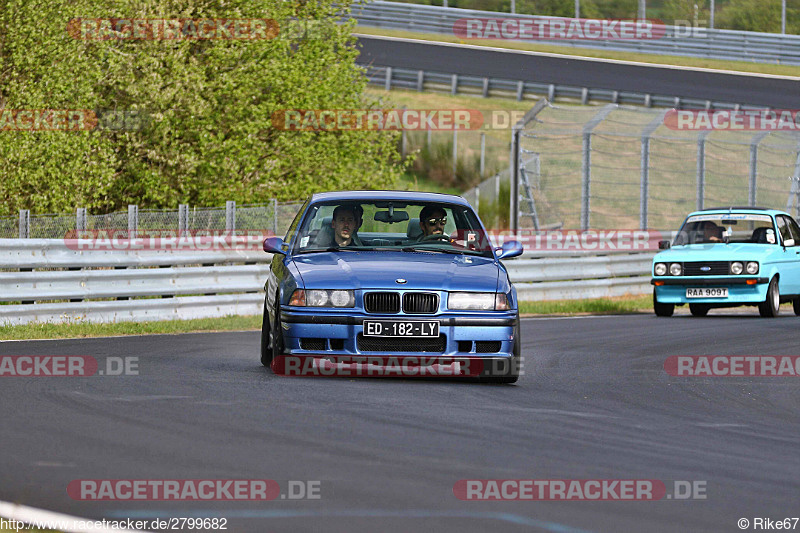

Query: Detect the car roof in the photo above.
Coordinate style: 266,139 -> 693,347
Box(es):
687,207 -> 790,217
308,190 -> 470,206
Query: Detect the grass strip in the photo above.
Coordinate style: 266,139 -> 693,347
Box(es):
519,295 -> 651,315
0,315 -> 262,341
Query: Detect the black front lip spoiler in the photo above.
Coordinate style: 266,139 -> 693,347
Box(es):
651,277 -> 769,286
281,313 -> 515,326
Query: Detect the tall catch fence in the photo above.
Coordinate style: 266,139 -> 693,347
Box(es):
465,100 -> 800,231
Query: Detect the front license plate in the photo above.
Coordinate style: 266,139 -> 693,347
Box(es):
363,320 -> 440,337
686,288 -> 728,298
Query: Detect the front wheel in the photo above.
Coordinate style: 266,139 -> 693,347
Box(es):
653,290 -> 674,317
793,298 -> 800,316
689,303 -> 710,317
260,297 -> 272,367
758,277 -> 780,318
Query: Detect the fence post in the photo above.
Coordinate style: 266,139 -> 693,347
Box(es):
76,208 -> 87,233
696,131 -> 709,211
18,209 -> 29,239
127,205 -> 138,239
178,204 -> 189,233
226,200 -> 236,232
480,132 -> 485,178
272,198 -> 279,236
511,127 -> 520,233
385,67 -> 392,91
581,104 -> 616,230
749,132 -> 770,207
640,110 -> 667,230
452,129 -> 458,180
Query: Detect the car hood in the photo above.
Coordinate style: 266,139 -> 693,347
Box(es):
655,243 -> 778,262
291,251 -> 500,292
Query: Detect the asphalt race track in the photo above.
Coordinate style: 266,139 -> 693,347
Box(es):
356,35 -> 800,109
2,314 -> 799,532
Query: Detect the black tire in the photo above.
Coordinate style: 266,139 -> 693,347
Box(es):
759,277 -> 780,318
793,298 -> 800,316
483,314 -> 520,384
260,296 -> 272,367
271,293 -> 284,362
689,303 -> 710,317
653,290 -> 674,317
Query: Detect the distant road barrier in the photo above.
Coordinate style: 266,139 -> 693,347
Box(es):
0,238 -> 654,324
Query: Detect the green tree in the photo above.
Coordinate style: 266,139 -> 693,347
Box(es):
0,0 -> 407,215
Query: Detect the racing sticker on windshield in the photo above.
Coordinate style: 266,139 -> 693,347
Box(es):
687,214 -> 772,223
300,236 -> 310,248
767,229 -> 776,244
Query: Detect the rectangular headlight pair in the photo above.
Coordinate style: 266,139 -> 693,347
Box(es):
448,292 -> 509,310
289,289 -> 354,307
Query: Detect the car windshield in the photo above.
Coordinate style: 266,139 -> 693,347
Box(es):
293,200 -> 493,257
674,213 -> 777,245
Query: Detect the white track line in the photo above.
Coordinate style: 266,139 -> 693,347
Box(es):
355,33 -> 800,80
0,500 -> 149,533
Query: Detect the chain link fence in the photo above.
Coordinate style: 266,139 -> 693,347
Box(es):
465,100 -> 800,230
3,200 -> 305,239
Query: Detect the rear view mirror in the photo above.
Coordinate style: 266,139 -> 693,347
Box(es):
374,210 -> 409,223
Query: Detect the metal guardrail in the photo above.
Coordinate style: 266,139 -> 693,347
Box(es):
364,64 -> 744,109
0,239 -> 653,325
352,1 -> 800,66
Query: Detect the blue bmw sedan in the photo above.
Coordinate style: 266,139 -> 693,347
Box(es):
260,191 -> 523,382
652,207 -> 800,317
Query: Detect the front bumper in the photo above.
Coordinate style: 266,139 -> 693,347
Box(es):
652,276 -> 769,304
279,308 -> 517,358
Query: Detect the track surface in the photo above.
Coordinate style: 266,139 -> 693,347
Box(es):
356,35 -> 800,108
2,314 -> 799,532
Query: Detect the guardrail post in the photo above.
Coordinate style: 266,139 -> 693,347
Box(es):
696,131 -> 709,210
385,67 -> 392,91
516,81 -> 524,101
226,201 -> 236,232
451,74 -> 458,95
178,204 -> 189,233
417,70 -> 424,92
18,209 -> 29,239
127,205 -> 138,238
482,78 -> 489,98
76,208 -> 87,233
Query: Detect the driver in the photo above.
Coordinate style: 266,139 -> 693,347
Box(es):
418,205 -> 447,239
331,204 -> 364,247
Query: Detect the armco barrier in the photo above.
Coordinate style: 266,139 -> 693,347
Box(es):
351,1 -> 800,66
0,239 -> 654,325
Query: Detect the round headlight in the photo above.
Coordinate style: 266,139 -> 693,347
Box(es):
669,263 -> 682,276
329,290 -> 352,307
746,261 -> 759,275
306,289 -> 329,306
654,263 -> 667,276
731,261 -> 743,275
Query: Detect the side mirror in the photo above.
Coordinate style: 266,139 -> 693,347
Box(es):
658,240 -> 671,250
263,236 -> 286,254
496,240 -> 523,260
784,238 -> 795,247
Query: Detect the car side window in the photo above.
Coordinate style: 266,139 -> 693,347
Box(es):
776,216 -> 794,246
785,216 -> 800,243
284,199 -> 310,244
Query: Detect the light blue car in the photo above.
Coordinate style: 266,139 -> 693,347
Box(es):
652,207 -> 800,317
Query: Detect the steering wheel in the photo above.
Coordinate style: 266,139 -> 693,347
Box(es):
419,233 -> 450,243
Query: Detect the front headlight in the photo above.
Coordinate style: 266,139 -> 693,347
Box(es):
669,263 -> 682,276
746,261 -> 759,275
730,261 -> 743,275
289,289 -> 354,307
654,263 -> 667,276
449,292 -> 508,310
